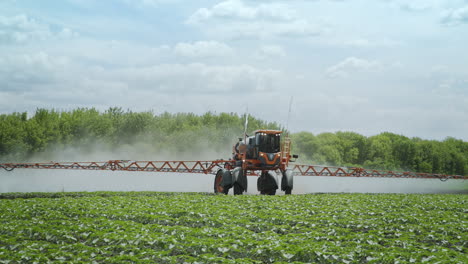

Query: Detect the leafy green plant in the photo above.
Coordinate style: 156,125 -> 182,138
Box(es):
0,192 -> 466,263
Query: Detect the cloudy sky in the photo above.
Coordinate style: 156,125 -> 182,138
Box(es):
1,0 -> 467,140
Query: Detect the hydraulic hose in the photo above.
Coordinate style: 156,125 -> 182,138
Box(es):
439,176 -> 449,182
0,164 -> 15,172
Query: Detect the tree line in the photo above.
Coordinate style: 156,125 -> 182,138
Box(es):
292,131 -> 467,175
0,108 -> 466,175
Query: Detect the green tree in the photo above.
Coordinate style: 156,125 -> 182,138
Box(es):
0,108 -> 466,176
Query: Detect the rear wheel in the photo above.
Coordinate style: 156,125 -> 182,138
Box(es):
214,170 -> 229,194
281,169 -> 294,195
257,171 -> 278,195
261,189 -> 276,195
233,183 -> 243,195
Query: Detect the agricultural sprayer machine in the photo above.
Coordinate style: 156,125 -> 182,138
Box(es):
1,129 -> 466,195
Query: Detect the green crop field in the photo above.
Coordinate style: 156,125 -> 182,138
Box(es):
0,192 -> 466,263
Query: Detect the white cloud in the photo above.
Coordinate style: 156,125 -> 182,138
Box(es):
384,0 -> 467,12
387,0 -> 433,12
0,14 -> 77,45
1,0 -> 468,141
187,0 -> 295,23
326,57 -> 382,78
441,5 -> 468,25
113,63 -> 280,93
174,41 -> 233,58
0,51 -> 280,96
271,19 -> 321,38
121,0 -> 180,8
341,38 -> 402,48
0,14 -> 51,44
139,0 -> 175,6
186,0 -> 322,39
427,65 -> 468,95
202,20 -> 321,40
0,52 -> 71,91
255,45 -> 286,59
436,78 -> 468,93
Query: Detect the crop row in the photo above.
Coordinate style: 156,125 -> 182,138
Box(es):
0,192 -> 466,263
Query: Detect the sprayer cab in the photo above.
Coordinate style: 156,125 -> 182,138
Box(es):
222,129 -> 295,195
250,130 -> 282,168
231,130 -> 289,171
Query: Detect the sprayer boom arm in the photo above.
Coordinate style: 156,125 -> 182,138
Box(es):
292,165 -> 465,180
0,160 -> 231,174
1,160 -> 466,181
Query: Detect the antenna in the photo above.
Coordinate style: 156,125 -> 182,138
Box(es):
243,107 -> 249,142
286,96 -> 293,135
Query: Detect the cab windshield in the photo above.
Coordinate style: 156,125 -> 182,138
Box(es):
255,133 -> 281,153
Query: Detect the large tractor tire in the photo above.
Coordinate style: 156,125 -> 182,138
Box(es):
281,169 -> 294,195
214,170 -> 229,194
257,171 -> 278,195
233,183 -> 243,195
260,189 -> 276,195
231,168 -> 247,195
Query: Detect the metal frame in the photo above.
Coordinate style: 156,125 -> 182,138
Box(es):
1,160 -> 465,180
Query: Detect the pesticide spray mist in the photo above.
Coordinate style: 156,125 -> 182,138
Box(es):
0,136 -> 235,193
0,138 -> 466,194
1,169 -> 466,194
